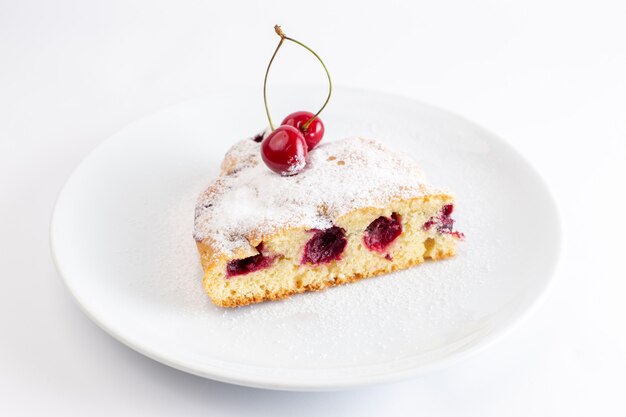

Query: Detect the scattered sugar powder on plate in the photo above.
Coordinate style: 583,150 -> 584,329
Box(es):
122,148 -> 492,361
126,135 -> 497,366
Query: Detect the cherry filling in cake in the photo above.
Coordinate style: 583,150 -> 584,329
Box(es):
423,204 -> 464,238
363,213 -> 402,253
226,244 -> 277,277
301,226 -> 347,265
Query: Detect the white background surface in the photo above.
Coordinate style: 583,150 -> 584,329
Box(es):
1,0 -> 625,415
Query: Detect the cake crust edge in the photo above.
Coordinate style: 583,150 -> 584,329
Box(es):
204,245 -> 455,308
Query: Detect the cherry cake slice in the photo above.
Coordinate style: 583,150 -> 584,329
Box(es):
194,136 -> 463,307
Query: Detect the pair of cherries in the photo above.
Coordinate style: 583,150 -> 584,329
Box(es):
259,26 -> 330,176
261,111 -> 324,176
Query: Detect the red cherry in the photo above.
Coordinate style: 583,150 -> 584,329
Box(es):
261,125 -> 308,176
281,111 -> 325,150
363,213 -> 402,253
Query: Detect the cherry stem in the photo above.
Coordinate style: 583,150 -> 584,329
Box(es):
263,35 -> 285,131
263,25 -> 333,132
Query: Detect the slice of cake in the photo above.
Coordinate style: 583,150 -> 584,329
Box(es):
194,136 -> 463,307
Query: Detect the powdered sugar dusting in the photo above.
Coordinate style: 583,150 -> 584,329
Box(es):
194,137 -> 441,258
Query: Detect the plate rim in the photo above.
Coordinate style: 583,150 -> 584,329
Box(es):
50,86 -> 564,391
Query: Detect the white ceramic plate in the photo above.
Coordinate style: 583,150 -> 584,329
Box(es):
51,87 -> 562,391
